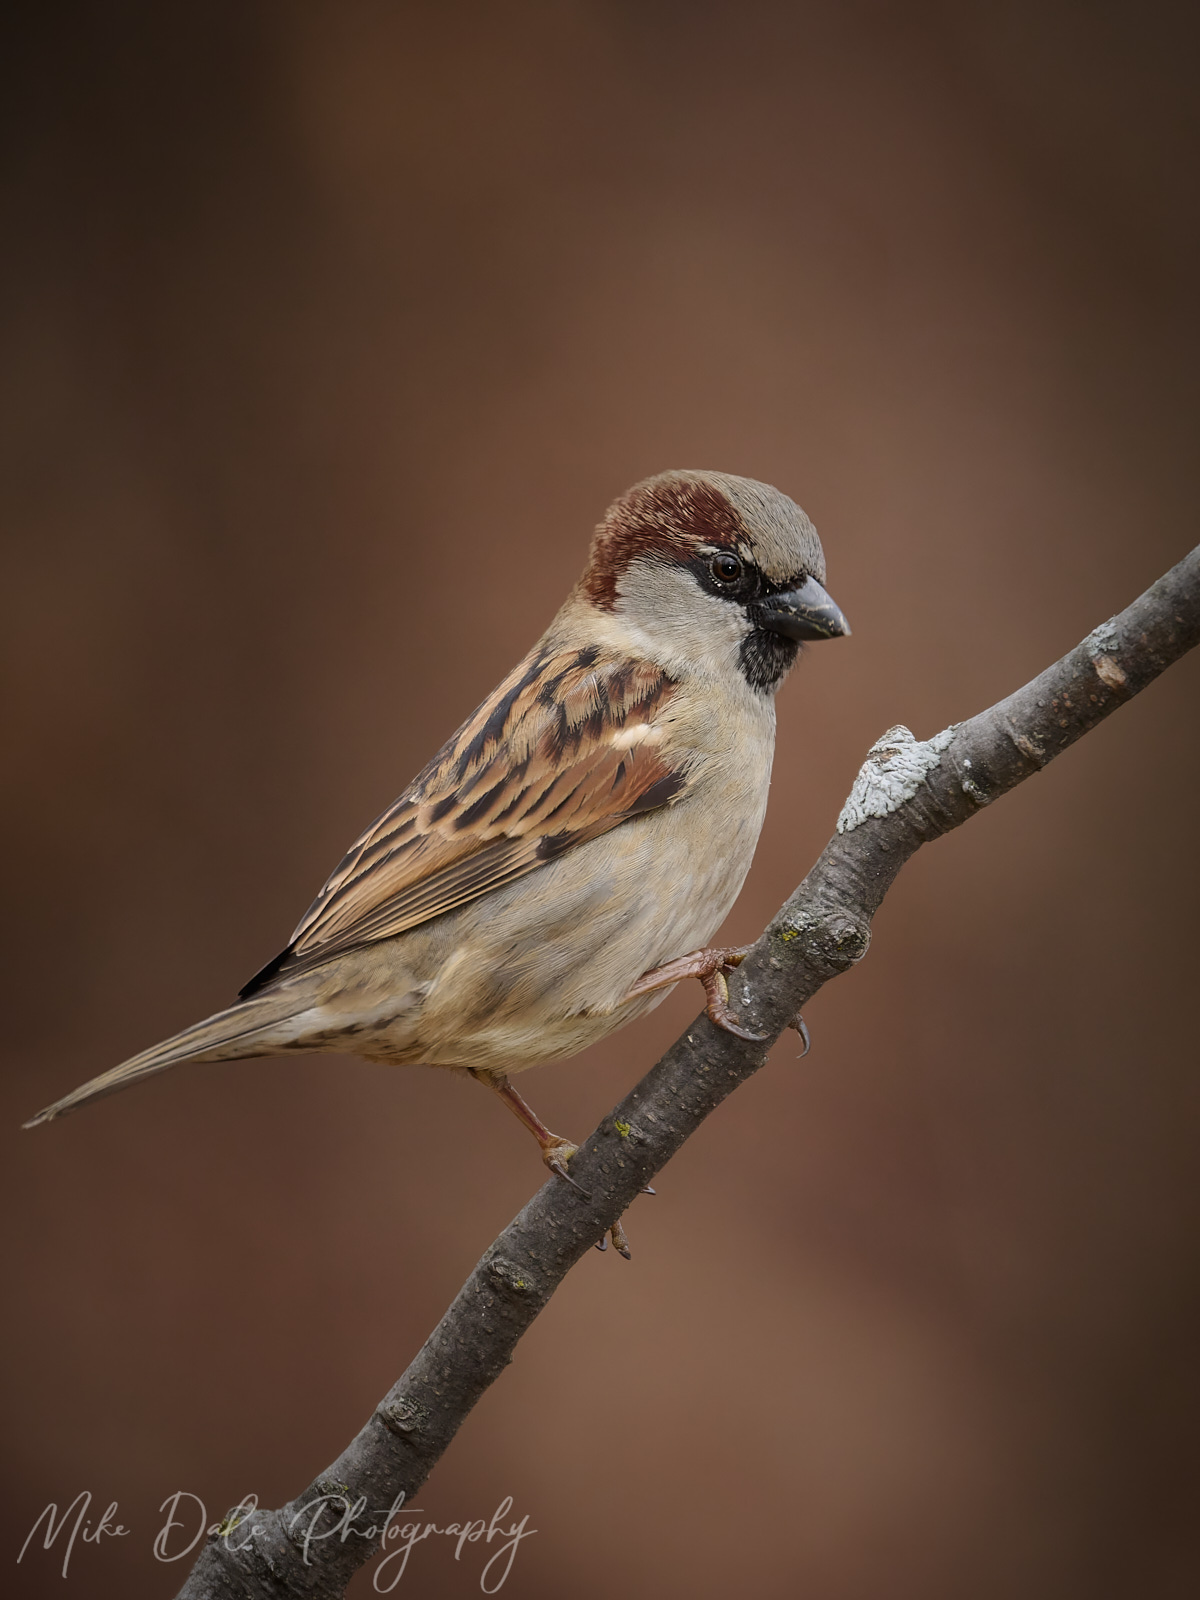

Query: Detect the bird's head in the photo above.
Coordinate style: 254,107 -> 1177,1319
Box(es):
579,469 -> 850,692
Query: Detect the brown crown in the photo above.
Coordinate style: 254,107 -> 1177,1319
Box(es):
581,474 -> 744,612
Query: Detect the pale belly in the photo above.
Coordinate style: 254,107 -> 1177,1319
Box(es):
339,738 -> 774,1076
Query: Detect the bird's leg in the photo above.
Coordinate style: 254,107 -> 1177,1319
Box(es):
478,1072 -> 589,1198
625,944 -> 768,1042
475,1073 -> 640,1256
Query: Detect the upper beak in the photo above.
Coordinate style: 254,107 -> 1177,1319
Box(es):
756,576 -> 851,642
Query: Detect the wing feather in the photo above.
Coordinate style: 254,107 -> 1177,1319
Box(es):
240,648 -> 687,994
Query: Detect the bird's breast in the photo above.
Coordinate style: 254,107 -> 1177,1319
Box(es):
397,691 -> 777,1072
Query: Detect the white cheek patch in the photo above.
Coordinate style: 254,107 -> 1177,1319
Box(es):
612,558 -> 752,679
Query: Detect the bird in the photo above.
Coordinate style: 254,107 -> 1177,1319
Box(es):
25,469 -> 849,1253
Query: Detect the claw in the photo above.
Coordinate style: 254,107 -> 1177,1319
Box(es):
702,967 -> 769,1042
548,1159 -> 591,1200
792,1015 -> 811,1057
642,1185 -> 656,1196
594,1234 -> 608,1252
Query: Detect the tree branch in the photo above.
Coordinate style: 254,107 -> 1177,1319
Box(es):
178,547 -> 1200,1599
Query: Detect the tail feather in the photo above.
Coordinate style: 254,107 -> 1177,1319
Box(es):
23,990 -> 311,1128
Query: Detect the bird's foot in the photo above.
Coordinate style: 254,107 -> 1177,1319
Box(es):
626,944 -> 768,1042
595,1218 -> 632,1259
476,1072 -> 591,1198
540,1134 -> 589,1198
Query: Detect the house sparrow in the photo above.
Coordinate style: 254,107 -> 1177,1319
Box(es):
26,470 -> 848,1251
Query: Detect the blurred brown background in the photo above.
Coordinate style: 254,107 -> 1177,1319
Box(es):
3,2 -> 1199,1596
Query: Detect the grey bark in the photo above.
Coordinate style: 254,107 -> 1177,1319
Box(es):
177,546 -> 1200,1599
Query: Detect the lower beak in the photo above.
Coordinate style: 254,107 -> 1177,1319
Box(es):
756,576 -> 851,642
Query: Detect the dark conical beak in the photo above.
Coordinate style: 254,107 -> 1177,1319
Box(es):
756,576 -> 851,642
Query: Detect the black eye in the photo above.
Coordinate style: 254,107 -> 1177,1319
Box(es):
710,553 -> 743,585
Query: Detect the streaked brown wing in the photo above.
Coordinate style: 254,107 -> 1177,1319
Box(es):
240,647 -> 686,993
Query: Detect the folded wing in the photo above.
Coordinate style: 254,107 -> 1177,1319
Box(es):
240,647 -> 687,994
